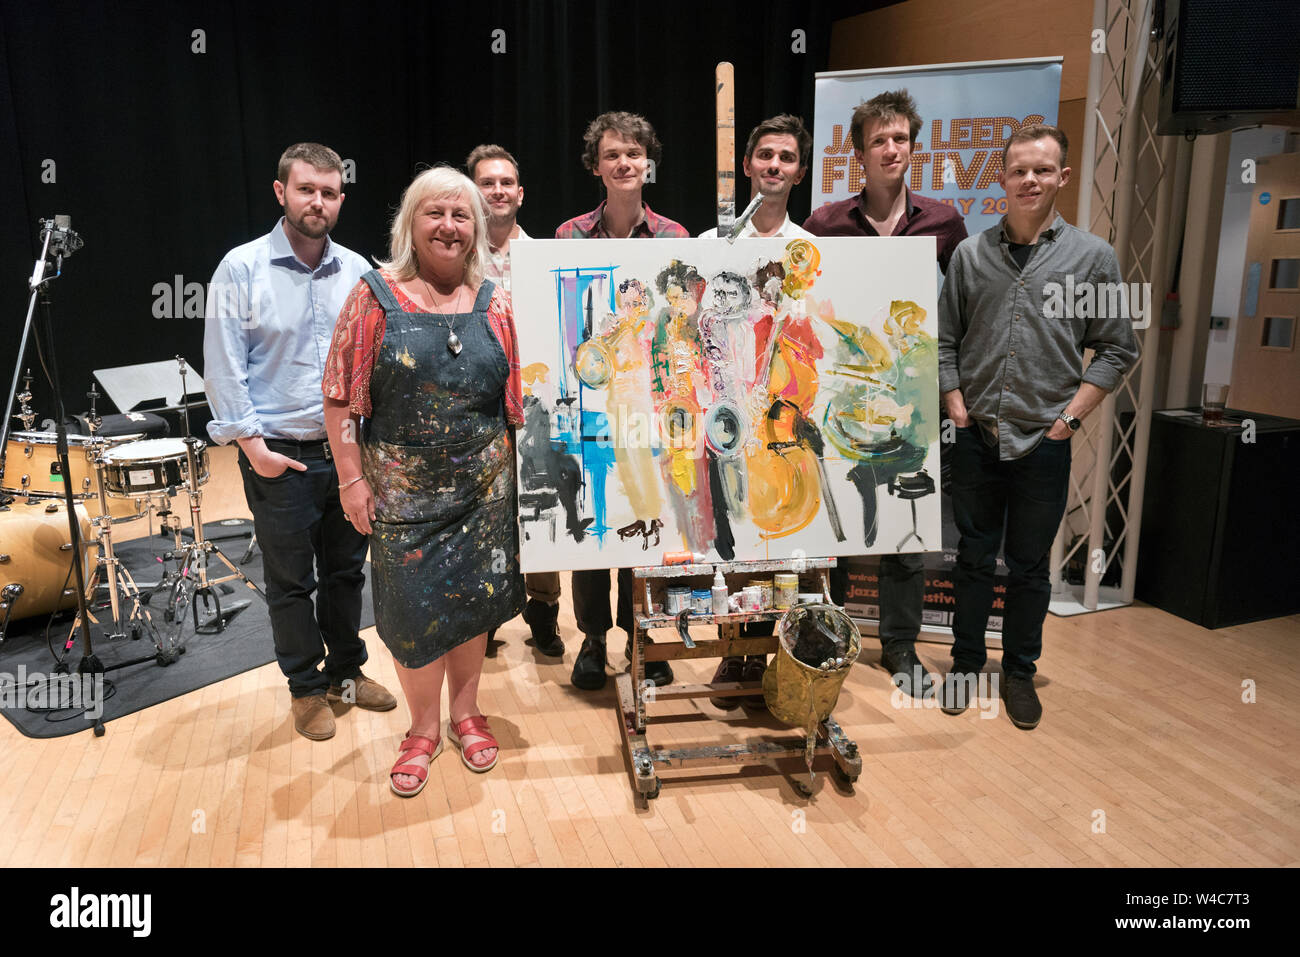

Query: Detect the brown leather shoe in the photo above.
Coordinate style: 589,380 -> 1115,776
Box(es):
740,656 -> 768,709
291,693 -> 336,740
709,656 -> 745,710
327,673 -> 397,712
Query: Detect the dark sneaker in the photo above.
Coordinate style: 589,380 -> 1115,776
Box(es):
1001,674 -> 1042,730
939,670 -> 980,715
880,644 -> 934,699
644,655 -> 675,687
708,656 -> 745,709
625,635 -> 674,687
571,633 -> 608,691
522,599 -> 564,658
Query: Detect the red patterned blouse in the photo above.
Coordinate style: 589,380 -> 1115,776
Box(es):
322,269 -> 524,427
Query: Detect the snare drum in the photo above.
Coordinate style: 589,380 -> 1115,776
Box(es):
2,431 -> 143,522
100,438 -> 209,497
0,499 -> 95,621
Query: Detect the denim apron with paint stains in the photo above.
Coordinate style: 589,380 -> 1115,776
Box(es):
359,271 -> 523,668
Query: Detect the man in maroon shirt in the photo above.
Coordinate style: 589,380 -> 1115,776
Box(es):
556,111 -> 687,692
803,89 -> 967,699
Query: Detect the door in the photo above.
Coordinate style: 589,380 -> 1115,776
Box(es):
1230,151 -> 1300,418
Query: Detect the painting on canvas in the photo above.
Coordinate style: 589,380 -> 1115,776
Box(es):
510,235 -> 942,572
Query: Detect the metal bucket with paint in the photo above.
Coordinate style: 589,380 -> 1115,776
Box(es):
763,604 -> 861,770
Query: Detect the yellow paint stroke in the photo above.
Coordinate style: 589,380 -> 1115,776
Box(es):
521,362 -> 550,385
766,325 -> 820,413
614,440 -> 663,517
746,445 -> 819,538
828,366 -> 894,388
486,582 -> 494,596
781,240 -> 821,300
816,306 -> 893,373
885,299 -> 927,338
396,345 -> 416,369
668,448 -> 696,494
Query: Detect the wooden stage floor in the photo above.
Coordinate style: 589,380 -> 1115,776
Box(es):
3,445 -> 1295,867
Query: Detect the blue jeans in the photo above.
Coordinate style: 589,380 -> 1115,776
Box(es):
237,442 -> 369,697
950,426 -> 1071,677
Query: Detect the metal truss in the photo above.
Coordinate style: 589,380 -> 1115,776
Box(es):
1050,0 -> 1176,610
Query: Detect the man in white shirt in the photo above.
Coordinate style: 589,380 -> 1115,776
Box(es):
699,114 -> 813,240
699,115 -> 812,707
468,144 -> 531,295
466,144 -> 563,659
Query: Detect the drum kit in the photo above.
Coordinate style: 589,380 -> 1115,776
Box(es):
3,215 -> 267,735
2,364 -> 264,661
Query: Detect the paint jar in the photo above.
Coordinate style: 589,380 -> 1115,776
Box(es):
666,587 -> 692,615
741,586 -> 763,612
773,573 -> 799,610
691,589 -> 711,614
753,578 -> 774,609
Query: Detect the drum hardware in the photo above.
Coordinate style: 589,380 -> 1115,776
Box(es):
888,468 -> 936,551
62,386 -> 175,666
13,369 -> 36,432
0,583 -> 22,645
149,357 -> 265,641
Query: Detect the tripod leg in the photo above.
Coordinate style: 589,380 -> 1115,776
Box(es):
209,544 -> 267,599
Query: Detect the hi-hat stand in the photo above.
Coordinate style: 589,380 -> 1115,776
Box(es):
154,356 -> 264,643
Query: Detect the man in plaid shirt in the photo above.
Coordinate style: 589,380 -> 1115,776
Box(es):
556,111 -> 686,691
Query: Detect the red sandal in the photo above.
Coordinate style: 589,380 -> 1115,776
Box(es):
390,732 -> 442,797
447,715 -> 499,773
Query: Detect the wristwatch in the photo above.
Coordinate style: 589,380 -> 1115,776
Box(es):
1058,412 -> 1081,432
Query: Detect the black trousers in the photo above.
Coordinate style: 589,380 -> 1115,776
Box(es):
570,567 -> 635,642
830,552 -> 925,651
238,442 -> 369,697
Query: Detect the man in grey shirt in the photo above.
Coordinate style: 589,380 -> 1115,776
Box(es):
937,124 -> 1138,730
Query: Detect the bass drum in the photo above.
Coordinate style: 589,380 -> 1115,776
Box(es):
2,431 -> 143,523
0,499 -> 95,622
100,438 -> 209,498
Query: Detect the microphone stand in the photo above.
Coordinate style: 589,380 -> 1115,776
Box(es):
21,217 -> 106,735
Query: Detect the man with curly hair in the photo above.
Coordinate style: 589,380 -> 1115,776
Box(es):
556,111 -> 687,691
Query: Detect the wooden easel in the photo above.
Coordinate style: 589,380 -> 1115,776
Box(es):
616,557 -> 862,801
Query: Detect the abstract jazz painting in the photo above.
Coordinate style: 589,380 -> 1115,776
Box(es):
510,236 -> 942,573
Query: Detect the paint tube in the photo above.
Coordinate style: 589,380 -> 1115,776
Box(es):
663,550 -> 709,566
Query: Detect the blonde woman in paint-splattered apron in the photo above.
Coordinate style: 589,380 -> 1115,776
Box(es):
323,168 -> 524,797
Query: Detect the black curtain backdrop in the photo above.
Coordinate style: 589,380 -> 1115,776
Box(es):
0,0 -> 900,420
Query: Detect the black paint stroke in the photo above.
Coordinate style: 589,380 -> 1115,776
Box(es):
519,395 -> 593,543
706,447 -> 736,561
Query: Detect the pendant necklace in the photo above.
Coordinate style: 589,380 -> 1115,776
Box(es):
422,278 -> 466,355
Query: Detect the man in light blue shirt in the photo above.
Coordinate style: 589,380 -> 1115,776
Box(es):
204,142 -> 395,741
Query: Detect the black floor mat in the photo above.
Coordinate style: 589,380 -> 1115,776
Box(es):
0,520 -> 375,738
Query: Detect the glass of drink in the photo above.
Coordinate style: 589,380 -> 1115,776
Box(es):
1201,382 -> 1229,424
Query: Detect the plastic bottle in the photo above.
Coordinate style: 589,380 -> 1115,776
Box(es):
711,567 -> 729,615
